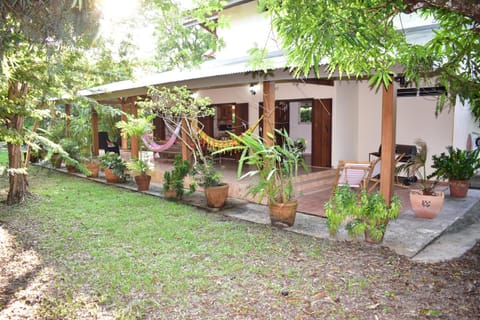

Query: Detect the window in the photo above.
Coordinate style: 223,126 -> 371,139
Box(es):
299,104 -> 312,123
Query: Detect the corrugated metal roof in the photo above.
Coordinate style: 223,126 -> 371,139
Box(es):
78,52 -> 297,99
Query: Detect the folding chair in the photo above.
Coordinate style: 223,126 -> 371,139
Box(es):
332,160 -> 372,192
366,153 -> 409,192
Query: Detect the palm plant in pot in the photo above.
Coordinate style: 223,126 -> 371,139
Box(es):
430,146 -> 480,198
99,152 -> 127,183
399,139 -> 443,219
216,129 -> 308,227
126,158 -> 153,191
163,155 -> 195,200
325,185 -> 401,243
193,157 -> 229,208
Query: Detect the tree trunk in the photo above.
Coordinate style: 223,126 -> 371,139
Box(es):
6,82 -> 29,205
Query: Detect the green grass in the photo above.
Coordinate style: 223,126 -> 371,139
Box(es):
0,147 -> 7,165
1,167 -> 475,319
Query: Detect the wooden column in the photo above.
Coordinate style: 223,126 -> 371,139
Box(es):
130,104 -> 139,159
262,81 -> 275,146
379,82 -> 396,205
181,118 -> 192,162
65,103 -> 71,138
121,103 -> 128,149
91,107 -> 99,156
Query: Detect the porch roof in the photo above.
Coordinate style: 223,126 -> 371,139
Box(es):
78,52 -> 330,101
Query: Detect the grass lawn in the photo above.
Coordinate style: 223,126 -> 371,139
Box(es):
0,167 -> 479,319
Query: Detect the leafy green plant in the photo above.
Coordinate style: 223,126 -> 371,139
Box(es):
214,129 -> 308,204
398,139 -> 438,195
192,157 -> 223,188
325,185 -> 401,242
99,152 -> 127,179
163,155 -> 195,199
430,146 -> 480,181
126,158 -> 153,177
61,138 -> 81,167
116,111 -> 156,140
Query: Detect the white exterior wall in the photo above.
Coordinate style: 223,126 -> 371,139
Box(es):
334,81 -> 360,165
453,98 -> 478,149
217,1 -> 276,60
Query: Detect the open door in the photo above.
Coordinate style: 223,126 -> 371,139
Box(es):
311,99 -> 332,168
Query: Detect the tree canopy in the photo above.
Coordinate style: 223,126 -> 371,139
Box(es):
259,0 -> 480,118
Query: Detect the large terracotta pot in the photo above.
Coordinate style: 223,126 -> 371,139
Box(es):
449,179 -> 470,198
104,168 -> 121,183
51,153 -> 62,168
268,201 -> 298,227
204,183 -> 229,208
66,164 -> 77,173
85,161 -> 100,178
164,189 -> 177,199
409,190 -> 444,219
134,175 -> 151,191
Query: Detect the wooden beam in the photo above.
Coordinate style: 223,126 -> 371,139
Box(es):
181,119 -> 192,162
65,103 -> 71,137
294,79 -> 335,86
130,104 -> 139,159
262,81 -> 275,146
121,104 -> 128,150
92,107 -> 99,156
379,82 -> 396,206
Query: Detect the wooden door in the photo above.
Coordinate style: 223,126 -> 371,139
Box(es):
311,99 -> 332,168
234,103 -> 249,135
153,117 -> 166,140
198,115 -> 214,137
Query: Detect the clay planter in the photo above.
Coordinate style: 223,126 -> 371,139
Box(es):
409,190 -> 444,219
204,183 -> 229,208
66,164 -> 77,173
164,189 -> 177,199
51,153 -> 62,168
134,175 -> 151,191
449,179 -> 470,198
268,201 -> 298,227
104,168 -> 121,183
364,227 -> 384,244
85,161 -> 100,178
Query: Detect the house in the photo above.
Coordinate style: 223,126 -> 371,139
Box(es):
79,0 -> 478,198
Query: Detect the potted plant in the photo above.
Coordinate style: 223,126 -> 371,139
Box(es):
61,138 -> 81,173
325,185 -> 401,243
126,158 -> 153,191
99,152 -> 127,183
399,139 -> 444,219
216,129 -> 308,227
430,146 -> 480,198
193,158 -> 229,208
163,155 -> 195,200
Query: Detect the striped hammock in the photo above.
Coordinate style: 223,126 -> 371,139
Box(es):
197,117 -> 262,150
141,123 -> 181,153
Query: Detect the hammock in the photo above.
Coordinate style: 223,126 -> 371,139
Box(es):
141,123 -> 181,153
198,117 -> 263,150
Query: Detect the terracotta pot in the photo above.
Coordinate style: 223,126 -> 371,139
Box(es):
364,228 -> 384,244
409,190 -> 444,219
135,175 -> 151,191
85,162 -> 100,178
164,189 -> 177,199
268,201 -> 298,227
66,164 -> 77,173
449,179 -> 470,198
104,168 -> 121,183
204,183 -> 229,208
51,153 -> 62,168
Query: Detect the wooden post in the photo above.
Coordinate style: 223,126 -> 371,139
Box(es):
379,82 -> 396,206
130,104 -> 139,159
92,107 -> 99,156
263,81 -> 275,146
181,118 -> 192,162
121,103 -> 128,150
65,103 -> 71,138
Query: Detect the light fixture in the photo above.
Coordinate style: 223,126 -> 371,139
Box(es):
249,83 -> 259,95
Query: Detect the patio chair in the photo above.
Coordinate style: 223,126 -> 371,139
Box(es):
98,132 -> 120,154
366,154 -> 409,192
332,160 -> 372,192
